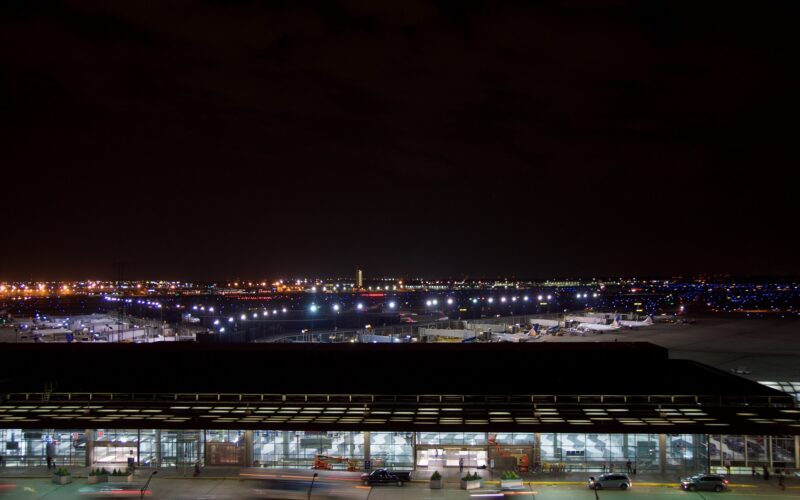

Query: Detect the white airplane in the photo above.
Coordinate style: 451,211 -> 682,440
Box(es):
493,324 -> 542,342
618,315 -> 654,328
527,318 -> 561,327
577,318 -> 621,332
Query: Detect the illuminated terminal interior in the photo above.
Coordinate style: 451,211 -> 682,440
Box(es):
1,429 -> 797,473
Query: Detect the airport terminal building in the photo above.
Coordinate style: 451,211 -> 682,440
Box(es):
1,343 -> 798,474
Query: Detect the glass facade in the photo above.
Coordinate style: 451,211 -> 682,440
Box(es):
0,429 -> 85,467
0,429 -> 794,473
253,431 -> 365,469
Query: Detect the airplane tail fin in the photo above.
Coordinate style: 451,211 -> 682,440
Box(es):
644,315 -> 653,325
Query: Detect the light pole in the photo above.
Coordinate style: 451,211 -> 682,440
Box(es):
141,470 -> 157,498
308,472 -> 318,500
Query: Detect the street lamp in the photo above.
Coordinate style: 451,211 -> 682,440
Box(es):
141,470 -> 158,499
308,472 -> 318,500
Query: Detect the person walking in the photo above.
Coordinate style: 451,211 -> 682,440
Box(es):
626,459 -> 632,474
45,442 -> 54,470
751,465 -> 756,477
459,457 -> 464,473
724,458 -> 731,477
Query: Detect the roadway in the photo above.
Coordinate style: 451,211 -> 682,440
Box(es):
1,476 -> 798,499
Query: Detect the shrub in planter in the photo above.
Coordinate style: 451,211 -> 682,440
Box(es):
500,471 -> 523,489
429,471 -> 444,489
52,467 -> 72,485
88,468 -> 110,484
460,472 -> 482,490
111,468 -> 134,482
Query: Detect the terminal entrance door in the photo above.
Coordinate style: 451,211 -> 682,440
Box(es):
416,447 -> 487,468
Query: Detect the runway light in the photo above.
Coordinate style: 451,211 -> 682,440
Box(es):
332,304 -> 340,312
523,296 -> 529,301
310,304 -> 318,313
547,295 -> 552,300
537,295 -> 543,301
488,297 -> 494,303
213,320 -> 219,325
219,327 -> 225,333
228,317 -> 234,323
208,307 -> 214,313
446,298 -> 454,305
425,300 -> 432,307
388,301 -> 396,309
432,299 -> 438,306
282,308 -> 287,313
500,297 -> 507,303
356,303 -> 364,310
263,311 -> 268,316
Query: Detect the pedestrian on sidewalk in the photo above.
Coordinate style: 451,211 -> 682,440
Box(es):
626,459 -> 632,474
459,457 -> 464,473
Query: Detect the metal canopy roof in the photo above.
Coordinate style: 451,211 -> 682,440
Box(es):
1,343 -> 796,433
2,391 -> 797,433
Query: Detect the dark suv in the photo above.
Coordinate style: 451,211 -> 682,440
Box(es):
680,474 -> 729,492
588,473 -> 632,490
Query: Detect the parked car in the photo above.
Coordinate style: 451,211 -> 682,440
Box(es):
360,469 -> 411,486
680,474 -> 729,492
588,473 -> 632,490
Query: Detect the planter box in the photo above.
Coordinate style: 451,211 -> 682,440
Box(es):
429,478 -> 444,489
461,480 -> 482,490
110,474 -> 135,483
52,475 -> 72,485
501,479 -> 524,489
87,475 -> 109,484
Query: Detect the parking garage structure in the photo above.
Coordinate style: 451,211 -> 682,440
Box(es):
1,343 -> 798,472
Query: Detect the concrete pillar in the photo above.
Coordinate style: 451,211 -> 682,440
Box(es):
412,432 -> 418,469
85,429 -> 94,467
767,436 -> 773,469
658,434 -> 667,474
244,430 -> 254,467
363,432 -> 370,467
155,430 -> 162,468
743,435 -> 748,467
795,436 -> 800,469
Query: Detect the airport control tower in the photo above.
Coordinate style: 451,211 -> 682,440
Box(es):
356,266 -> 363,289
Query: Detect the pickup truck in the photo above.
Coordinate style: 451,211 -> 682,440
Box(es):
360,469 -> 411,486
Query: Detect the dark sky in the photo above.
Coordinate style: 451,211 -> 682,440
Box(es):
2,0 -> 798,281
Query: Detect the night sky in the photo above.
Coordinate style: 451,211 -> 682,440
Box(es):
2,1 -> 798,281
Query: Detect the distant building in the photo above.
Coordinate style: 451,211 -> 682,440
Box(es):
356,267 -> 363,289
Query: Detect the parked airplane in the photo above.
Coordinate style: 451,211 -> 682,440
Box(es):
493,324 -> 542,342
618,315 -> 654,328
577,318 -> 621,332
